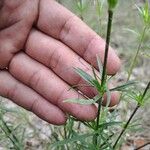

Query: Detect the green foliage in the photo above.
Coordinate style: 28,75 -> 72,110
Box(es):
136,0 -> 150,27
74,68 -> 95,86
75,0 -> 89,20
50,133 -> 94,148
110,81 -> 137,92
127,82 -> 150,106
113,82 -> 150,148
74,68 -> 102,92
0,111 -> 23,150
76,0 -> 87,13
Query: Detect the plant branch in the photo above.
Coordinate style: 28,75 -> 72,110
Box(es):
101,10 -> 114,87
113,105 -> 140,149
96,0 -> 102,35
79,0 -> 84,20
0,117 -> 22,150
127,26 -> 147,81
113,81 -> 150,149
94,9 -> 114,146
141,81 -> 150,100
134,142 -> 150,150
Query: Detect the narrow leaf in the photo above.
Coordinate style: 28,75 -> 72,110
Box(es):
123,28 -> 140,36
64,98 -> 96,105
98,121 -> 122,128
96,55 -> 103,75
91,65 -> 102,91
50,133 -> 94,148
74,68 -> 95,86
105,81 -> 111,107
110,81 -> 137,92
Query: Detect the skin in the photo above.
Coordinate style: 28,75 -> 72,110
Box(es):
0,0 -> 121,125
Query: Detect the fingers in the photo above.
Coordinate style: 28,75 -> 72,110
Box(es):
25,30 -> 120,106
37,0 -> 121,75
103,91 -> 120,106
9,53 -> 97,121
0,71 -> 66,125
26,29 -> 97,98
0,0 -> 38,69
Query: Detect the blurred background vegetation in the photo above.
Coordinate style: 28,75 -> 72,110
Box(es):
0,0 -> 150,149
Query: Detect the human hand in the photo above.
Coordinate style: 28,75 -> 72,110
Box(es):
0,0 -> 121,125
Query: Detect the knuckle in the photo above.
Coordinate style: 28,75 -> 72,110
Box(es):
29,97 -> 39,113
8,52 -> 20,71
28,69 -> 42,89
0,48 -> 13,69
56,89 -> 66,105
48,49 -> 61,70
6,82 -> 18,100
59,15 -> 76,40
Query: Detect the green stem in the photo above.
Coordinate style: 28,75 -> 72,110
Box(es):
96,98 -> 102,131
115,26 -> 147,149
96,0 -> 102,35
0,117 -> 22,150
100,133 -> 114,148
79,0 -> 84,20
127,26 -> 147,81
101,10 -> 114,87
113,105 -> 140,149
57,0 -> 61,3
134,142 -> 150,150
64,125 -> 67,139
93,97 -> 102,145
113,81 -> 150,149
94,9 -> 114,146
141,81 -> 150,100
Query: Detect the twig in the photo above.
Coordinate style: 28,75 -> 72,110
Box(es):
113,81 -> 150,149
127,26 -> 147,81
134,142 -> 150,150
96,0 -> 102,35
113,105 -> 140,149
